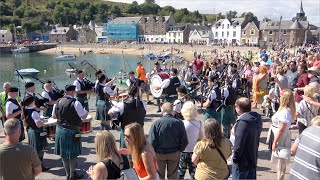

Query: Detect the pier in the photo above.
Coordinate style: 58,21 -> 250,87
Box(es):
0,43 -> 57,54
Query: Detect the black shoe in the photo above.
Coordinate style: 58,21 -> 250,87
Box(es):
157,109 -> 161,113
147,101 -> 153,105
42,166 -> 50,172
70,173 -> 84,180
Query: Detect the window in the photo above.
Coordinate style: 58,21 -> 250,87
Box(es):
222,32 -> 224,37
202,31 -> 206,35
233,26 -> 236,29
233,31 -> 236,37
269,31 -> 273,35
250,30 -> 255,35
227,32 -> 229,37
227,24 -> 230,29
269,38 -> 272,42
222,24 -> 224,29
283,30 -> 287,35
161,38 -> 163,41
243,31 -> 246,35
1,35 -> 4,38
215,32 -> 218,37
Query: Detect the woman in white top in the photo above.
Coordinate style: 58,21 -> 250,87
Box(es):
270,89 -> 296,180
178,101 -> 203,179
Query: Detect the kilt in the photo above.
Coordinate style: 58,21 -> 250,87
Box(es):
96,99 -> 111,121
220,105 -> 236,138
17,119 -> 25,142
204,109 -> 221,121
27,128 -> 48,151
76,96 -> 89,111
54,126 -> 81,159
165,96 -> 178,103
44,105 -> 53,117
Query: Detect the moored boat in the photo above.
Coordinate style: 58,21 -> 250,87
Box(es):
11,47 -> 29,54
14,68 -> 40,76
55,54 -> 76,61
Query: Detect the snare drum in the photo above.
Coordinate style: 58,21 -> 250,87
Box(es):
150,72 -> 170,98
44,119 -> 57,137
80,115 -> 92,134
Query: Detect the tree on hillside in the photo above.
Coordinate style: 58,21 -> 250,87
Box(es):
240,12 -> 258,22
10,0 -> 22,8
111,5 -> 121,17
144,0 -> 155,4
159,5 -> 175,16
46,1 -> 56,10
126,1 -> 140,14
226,10 -> 237,20
140,3 -> 160,15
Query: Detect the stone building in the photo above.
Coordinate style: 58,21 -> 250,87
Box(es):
0,30 -> 13,43
241,21 -> 260,46
78,27 -> 97,43
165,24 -> 192,44
50,26 -> 78,42
138,13 -> 176,43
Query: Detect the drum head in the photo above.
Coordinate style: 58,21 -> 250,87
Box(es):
150,74 -> 164,98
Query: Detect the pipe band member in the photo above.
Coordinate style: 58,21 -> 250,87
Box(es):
150,61 -> 163,112
153,68 -> 182,104
108,84 -> 146,148
5,86 -> 24,142
25,82 -> 47,112
22,96 -> 49,172
199,76 -> 224,121
173,86 -> 190,120
41,80 -> 59,118
1,82 -> 13,125
96,74 -> 117,130
73,70 -> 93,111
52,84 -> 88,180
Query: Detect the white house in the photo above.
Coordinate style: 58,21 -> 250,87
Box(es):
0,30 -> 13,43
212,18 -> 247,45
188,26 -> 213,45
165,24 -> 192,44
88,20 -> 107,42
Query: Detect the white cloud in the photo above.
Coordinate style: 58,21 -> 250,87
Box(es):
106,0 -> 320,26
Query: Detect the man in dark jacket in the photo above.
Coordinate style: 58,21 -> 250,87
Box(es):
148,102 -> 188,179
232,97 -> 262,180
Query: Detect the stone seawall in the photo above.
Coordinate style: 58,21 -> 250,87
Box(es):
0,43 -> 57,54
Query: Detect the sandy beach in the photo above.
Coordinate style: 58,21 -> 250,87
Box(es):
40,43 -> 263,61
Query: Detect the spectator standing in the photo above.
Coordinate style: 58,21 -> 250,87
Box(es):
0,118 -> 42,180
232,97 -> 262,180
294,64 -> 309,103
136,62 -> 152,104
148,103 -> 188,179
193,54 -> 204,75
192,119 -> 232,180
285,61 -> 298,90
178,101 -> 203,179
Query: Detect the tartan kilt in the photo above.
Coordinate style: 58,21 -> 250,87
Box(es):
204,109 -> 221,121
221,106 -> 236,125
27,128 -> 48,151
96,99 -> 111,121
17,118 -> 25,142
54,126 -> 81,159
44,105 -> 53,118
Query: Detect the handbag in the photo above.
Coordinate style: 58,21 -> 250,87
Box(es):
216,147 -> 231,177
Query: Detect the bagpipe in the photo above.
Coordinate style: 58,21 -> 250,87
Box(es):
68,62 -> 96,91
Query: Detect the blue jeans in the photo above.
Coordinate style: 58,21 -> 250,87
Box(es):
232,163 -> 256,180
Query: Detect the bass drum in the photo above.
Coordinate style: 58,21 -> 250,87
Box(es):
150,72 -> 170,98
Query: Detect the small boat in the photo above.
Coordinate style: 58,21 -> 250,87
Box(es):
65,68 -> 77,73
157,53 -> 171,61
55,54 -> 76,61
165,55 -> 185,63
14,68 -> 40,76
144,53 -> 157,60
11,47 -> 29,54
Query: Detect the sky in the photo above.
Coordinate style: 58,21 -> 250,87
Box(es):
106,0 -> 320,26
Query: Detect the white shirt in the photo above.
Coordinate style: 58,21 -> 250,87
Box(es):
94,80 -> 99,91
73,78 -> 84,92
51,95 -> 87,118
102,84 -> 116,96
126,78 -> 137,87
207,85 -> 218,102
5,96 -> 19,116
271,108 -> 292,127
41,90 -> 52,101
173,99 -> 182,113
109,98 -> 147,115
160,76 -> 183,89
26,106 -> 42,123
183,120 -> 204,152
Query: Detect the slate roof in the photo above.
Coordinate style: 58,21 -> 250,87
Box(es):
50,27 -> 71,35
110,17 -> 142,23
243,21 -> 260,30
259,20 -> 308,30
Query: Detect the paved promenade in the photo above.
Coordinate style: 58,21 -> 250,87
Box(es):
0,100 -> 298,180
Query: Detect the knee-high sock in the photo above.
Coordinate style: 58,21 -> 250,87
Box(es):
62,158 -> 70,176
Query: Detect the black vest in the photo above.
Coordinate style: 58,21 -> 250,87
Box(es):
25,93 -> 41,108
164,77 -> 181,97
97,84 -> 109,100
47,90 -> 59,101
25,108 -> 42,131
76,80 -> 87,98
208,86 -> 222,110
118,98 -> 146,129
6,98 -> 21,119
55,97 -> 82,127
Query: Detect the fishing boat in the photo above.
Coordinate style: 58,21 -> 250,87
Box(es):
144,53 -> 157,60
55,54 -> 76,61
14,68 -> 40,76
65,68 -> 77,73
165,55 -> 185,63
11,47 -> 29,54
157,53 -> 171,61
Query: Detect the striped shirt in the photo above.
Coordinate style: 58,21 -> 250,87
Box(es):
297,100 -> 319,127
289,126 -> 320,180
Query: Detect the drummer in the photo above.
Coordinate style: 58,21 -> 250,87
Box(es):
95,74 -> 117,130
22,96 -> 49,172
25,82 -> 47,112
152,68 -> 182,104
41,80 -> 58,118
52,84 -> 88,179
149,61 -> 163,112
5,86 -> 24,142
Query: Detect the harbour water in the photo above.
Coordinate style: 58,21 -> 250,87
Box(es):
0,52 -> 153,93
